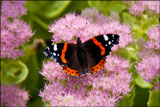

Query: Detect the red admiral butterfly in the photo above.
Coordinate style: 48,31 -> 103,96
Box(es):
44,34 -> 119,77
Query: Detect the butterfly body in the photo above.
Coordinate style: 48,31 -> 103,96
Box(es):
44,34 -> 119,77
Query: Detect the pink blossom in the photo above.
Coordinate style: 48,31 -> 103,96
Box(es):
143,25 -> 160,50
40,61 -> 67,81
1,19 -> 33,59
81,8 -> 108,25
41,8 -> 132,106
1,85 -> 29,107
136,51 -> 160,82
105,55 -> 130,72
49,13 -> 94,43
1,1 -> 27,18
49,9 -> 133,50
129,1 -> 160,15
40,55 -> 132,106
1,1 -> 33,59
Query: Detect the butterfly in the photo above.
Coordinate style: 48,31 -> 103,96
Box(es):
44,34 -> 119,77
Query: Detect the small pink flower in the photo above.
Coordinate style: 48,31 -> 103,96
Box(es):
143,25 -> 160,50
1,1 -> 33,59
49,9 -> 133,50
40,61 -> 67,81
1,1 -> 27,18
129,1 -> 159,15
105,55 -> 130,72
136,51 -> 160,82
40,55 -> 132,106
1,85 -> 29,107
1,19 -> 33,59
81,8 -> 108,25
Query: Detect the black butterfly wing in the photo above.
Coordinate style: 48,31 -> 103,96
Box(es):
43,43 -> 81,76
43,43 -> 76,66
84,34 -> 119,73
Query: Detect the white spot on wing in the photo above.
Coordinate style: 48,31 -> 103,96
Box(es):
43,51 -> 48,56
53,52 -> 56,56
103,34 -> 109,41
108,41 -> 111,45
112,34 -> 114,38
105,44 -> 108,46
53,44 -> 57,51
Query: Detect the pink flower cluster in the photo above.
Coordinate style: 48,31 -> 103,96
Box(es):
136,51 -> 159,82
1,85 -> 29,107
1,1 -> 33,59
40,55 -> 132,106
129,1 -> 159,15
143,25 -> 160,50
49,8 -> 133,51
136,25 -> 160,82
40,61 -> 67,81
1,1 -> 27,18
41,8 -> 133,106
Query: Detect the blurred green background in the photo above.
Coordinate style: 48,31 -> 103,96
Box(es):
1,1 -> 159,107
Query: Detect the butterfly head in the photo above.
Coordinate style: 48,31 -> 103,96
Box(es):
77,37 -> 83,47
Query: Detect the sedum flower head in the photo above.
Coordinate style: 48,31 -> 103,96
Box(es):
1,85 -> 29,107
40,61 -> 67,81
1,1 -> 33,59
129,1 -> 160,15
143,25 -> 160,50
40,55 -> 132,106
49,8 -> 133,50
1,1 -> 27,18
41,8 -> 133,106
136,51 -> 160,82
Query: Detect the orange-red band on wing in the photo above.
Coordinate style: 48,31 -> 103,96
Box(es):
61,43 -> 68,63
92,38 -> 105,56
63,66 -> 80,77
90,59 -> 106,73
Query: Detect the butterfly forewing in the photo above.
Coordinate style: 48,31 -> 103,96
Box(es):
43,43 -> 76,66
84,34 -> 119,58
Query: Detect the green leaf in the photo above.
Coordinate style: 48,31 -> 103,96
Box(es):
21,45 -> 39,97
123,12 -> 136,26
27,97 -> 45,107
88,1 -> 127,14
33,16 -> 49,30
107,3 -> 127,13
117,46 -> 138,61
63,1 -> 89,13
148,89 -> 160,107
119,87 -> 135,107
134,73 -> 152,89
87,1 -> 108,11
133,85 -> 150,107
45,1 -> 71,18
1,60 -> 28,85
26,1 -> 71,19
